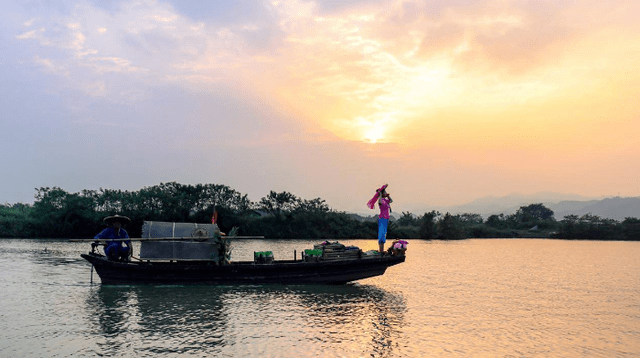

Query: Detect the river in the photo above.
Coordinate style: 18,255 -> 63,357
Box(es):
0,238 -> 638,357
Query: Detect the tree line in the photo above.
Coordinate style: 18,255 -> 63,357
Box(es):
1,182 -> 639,240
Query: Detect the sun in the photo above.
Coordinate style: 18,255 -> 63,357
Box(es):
357,116 -> 389,144
364,127 -> 385,143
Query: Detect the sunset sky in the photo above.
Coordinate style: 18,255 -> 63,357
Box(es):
1,0 -> 639,214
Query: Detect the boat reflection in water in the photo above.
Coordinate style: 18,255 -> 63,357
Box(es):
290,284 -> 407,357
85,283 -> 406,357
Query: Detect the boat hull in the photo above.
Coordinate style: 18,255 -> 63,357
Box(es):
81,253 -> 405,285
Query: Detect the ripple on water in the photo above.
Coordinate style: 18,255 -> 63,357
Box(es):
1,238 -> 639,357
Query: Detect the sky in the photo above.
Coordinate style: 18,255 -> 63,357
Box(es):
1,0 -> 639,214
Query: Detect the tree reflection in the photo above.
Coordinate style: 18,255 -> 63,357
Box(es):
85,285 -> 228,356
85,286 -> 139,356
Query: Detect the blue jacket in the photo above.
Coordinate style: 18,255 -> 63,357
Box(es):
94,227 -> 130,246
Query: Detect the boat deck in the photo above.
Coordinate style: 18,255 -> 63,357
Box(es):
82,252 -> 406,285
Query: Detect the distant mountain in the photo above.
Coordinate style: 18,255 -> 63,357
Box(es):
408,193 -> 640,221
439,192 -> 596,217
552,197 -> 640,221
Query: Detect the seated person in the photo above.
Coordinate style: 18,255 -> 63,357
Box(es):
388,239 -> 408,256
94,215 -> 132,261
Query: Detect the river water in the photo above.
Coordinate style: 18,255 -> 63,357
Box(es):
0,238 -> 638,357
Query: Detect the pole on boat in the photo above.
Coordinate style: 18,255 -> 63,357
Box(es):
90,264 -> 94,284
70,235 -> 265,242
294,250 -> 296,261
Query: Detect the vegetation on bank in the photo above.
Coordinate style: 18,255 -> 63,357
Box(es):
1,182 -> 639,240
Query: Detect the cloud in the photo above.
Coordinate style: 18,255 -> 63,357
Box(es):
243,0 -> 640,149
3,0 -> 640,207
16,29 -> 39,39
9,1 -> 640,146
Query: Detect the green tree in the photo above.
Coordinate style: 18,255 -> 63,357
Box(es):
437,212 -> 465,240
31,187 -> 99,237
485,214 -> 512,229
454,213 -> 485,238
458,213 -> 483,224
557,214 -> 623,240
0,203 -> 34,237
515,204 -> 555,223
258,191 -> 301,220
622,217 -> 640,240
397,211 -> 417,226
296,198 -> 330,213
418,211 -> 439,239
558,214 -> 580,239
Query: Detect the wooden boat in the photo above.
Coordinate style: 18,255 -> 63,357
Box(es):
80,220 -> 406,285
81,251 -> 405,285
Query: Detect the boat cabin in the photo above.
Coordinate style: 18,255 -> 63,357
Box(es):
139,221 -> 223,262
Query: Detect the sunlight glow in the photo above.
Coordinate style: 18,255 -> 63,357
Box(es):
363,126 -> 384,144
6,0 -> 640,207
15,0 -> 640,154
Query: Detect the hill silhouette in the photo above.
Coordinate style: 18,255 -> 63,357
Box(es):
413,193 -> 640,221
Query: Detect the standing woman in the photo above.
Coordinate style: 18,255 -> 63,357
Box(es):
367,184 -> 393,254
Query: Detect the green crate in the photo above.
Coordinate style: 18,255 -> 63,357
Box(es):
304,249 -> 323,257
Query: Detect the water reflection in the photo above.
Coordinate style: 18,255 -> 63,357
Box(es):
3,239 -> 639,357
86,285 -> 228,356
84,283 -> 406,357
291,284 -> 407,357
216,284 -> 407,357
